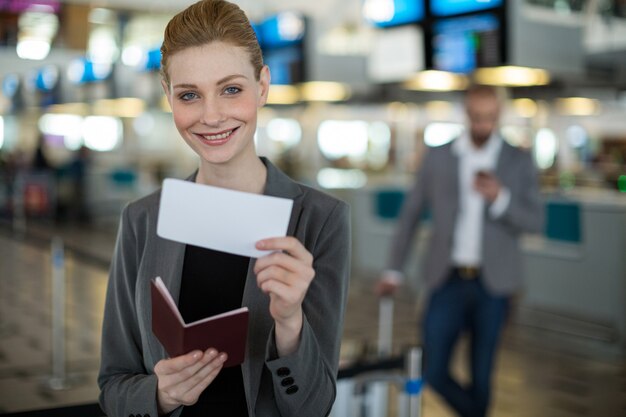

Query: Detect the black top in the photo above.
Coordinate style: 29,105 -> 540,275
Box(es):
178,245 -> 250,417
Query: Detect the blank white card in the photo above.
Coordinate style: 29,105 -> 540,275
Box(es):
157,179 -> 293,258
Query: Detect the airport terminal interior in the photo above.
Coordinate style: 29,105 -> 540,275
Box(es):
1,0 -> 626,415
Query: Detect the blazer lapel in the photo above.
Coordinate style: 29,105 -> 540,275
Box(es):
495,139 -> 513,180
241,157 -> 303,412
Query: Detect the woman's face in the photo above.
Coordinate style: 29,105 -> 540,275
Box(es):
163,41 -> 269,167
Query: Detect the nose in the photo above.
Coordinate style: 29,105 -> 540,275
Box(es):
200,97 -> 226,126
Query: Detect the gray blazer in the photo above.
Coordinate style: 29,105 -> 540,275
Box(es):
98,158 -> 351,417
387,139 -> 544,296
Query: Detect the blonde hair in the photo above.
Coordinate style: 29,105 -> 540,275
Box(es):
160,0 -> 263,86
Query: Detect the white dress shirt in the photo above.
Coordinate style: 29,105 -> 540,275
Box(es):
382,133 -> 511,284
450,132 -> 510,267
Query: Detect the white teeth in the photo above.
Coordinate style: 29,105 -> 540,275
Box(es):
202,129 -> 233,140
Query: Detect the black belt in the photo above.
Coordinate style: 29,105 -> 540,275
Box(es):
453,266 -> 481,280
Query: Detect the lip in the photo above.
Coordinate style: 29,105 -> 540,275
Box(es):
194,127 -> 239,147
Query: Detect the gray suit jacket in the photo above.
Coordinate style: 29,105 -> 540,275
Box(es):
387,139 -> 544,296
98,158 -> 351,417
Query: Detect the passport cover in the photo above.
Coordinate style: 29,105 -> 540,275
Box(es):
151,277 -> 249,367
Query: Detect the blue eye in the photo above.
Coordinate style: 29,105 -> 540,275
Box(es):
224,86 -> 241,95
180,92 -> 198,101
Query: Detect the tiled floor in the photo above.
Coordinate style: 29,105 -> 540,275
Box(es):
0,225 -> 625,416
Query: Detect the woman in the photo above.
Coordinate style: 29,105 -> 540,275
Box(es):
97,1 -> 351,416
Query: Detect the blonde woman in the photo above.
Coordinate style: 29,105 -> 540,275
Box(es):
98,1 -> 351,416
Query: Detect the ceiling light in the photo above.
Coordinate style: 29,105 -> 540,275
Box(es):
473,66 -> 550,87
555,97 -> 600,116
512,98 -> 538,118
267,85 -> 300,105
403,70 -> 468,91
300,82 -> 351,102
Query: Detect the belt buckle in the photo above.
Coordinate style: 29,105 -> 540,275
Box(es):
458,266 -> 479,280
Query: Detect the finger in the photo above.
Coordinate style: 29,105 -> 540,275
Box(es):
256,265 -> 314,289
155,350 -> 204,376
179,361 -> 225,405
168,353 -> 227,403
157,349 -> 219,391
260,278 -> 303,304
256,237 -> 312,264
254,251 -> 308,275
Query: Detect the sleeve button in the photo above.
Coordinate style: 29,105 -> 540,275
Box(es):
276,367 -> 290,377
281,376 -> 294,387
286,385 -> 299,395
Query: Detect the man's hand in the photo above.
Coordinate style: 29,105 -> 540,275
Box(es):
474,170 -> 501,203
374,272 -> 402,297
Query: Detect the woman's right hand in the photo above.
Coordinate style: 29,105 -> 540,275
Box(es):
154,348 -> 227,415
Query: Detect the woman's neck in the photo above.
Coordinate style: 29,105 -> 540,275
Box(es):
196,154 -> 267,194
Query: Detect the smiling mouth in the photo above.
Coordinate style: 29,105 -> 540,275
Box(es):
197,127 -> 238,141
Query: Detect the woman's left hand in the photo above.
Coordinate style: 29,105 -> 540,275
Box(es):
254,236 -> 315,355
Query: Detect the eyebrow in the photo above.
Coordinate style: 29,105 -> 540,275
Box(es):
172,74 -> 249,90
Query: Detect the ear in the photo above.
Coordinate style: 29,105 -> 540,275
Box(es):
161,79 -> 172,108
257,65 -> 270,108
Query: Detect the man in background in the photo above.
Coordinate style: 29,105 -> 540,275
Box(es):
376,84 -> 544,417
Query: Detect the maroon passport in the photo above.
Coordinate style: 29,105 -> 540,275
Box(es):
151,277 -> 249,368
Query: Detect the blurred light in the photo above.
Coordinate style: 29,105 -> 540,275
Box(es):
17,9 -> 58,60
0,117 -> 4,149
386,102 -> 409,122
424,122 -> 464,147
318,120 -> 369,159
122,45 -> 144,67
534,128 -> 558,169
88,26 -> 119,64
425,100 -> 454,120
363,0 -> 395,24
566,125 -> 587,148
92,62 -> 112,80
89,8 -> 115,24
555,97 -> 600,116
300,82 -> 351,102
67,59 -> 85,83
47,102 -> 90,115
368,121 -> 392,169
2,74 -> 20,98
133,113 -> 156,137
36,65 -> 59,91
369,121 -> 391,145
618,175 -> 626,193
473,66 -> 550,87
512,98 -> 538,118
267,118 -> 302,147
93,98 -> 146,118
160,95 -> 171,113
67,58 -> 112,84
317,168 -> 367,189
501,125 -> 531,148
403,70 -> 468,91
267,85 -> 300,105
277,12 -> 305,42
39,114 -> 83,149
83,116 -> 122,152
16,37 -> 51,60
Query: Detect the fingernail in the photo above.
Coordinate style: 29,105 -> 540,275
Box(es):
219,353 -> 228,362
192,351 -> 201,359
206,349 -> 217,358
256,240 -> 265,249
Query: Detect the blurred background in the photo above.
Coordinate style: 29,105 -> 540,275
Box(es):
0,0 -> 625,416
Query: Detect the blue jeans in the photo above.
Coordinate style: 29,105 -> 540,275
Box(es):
423,270 -> 510,417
